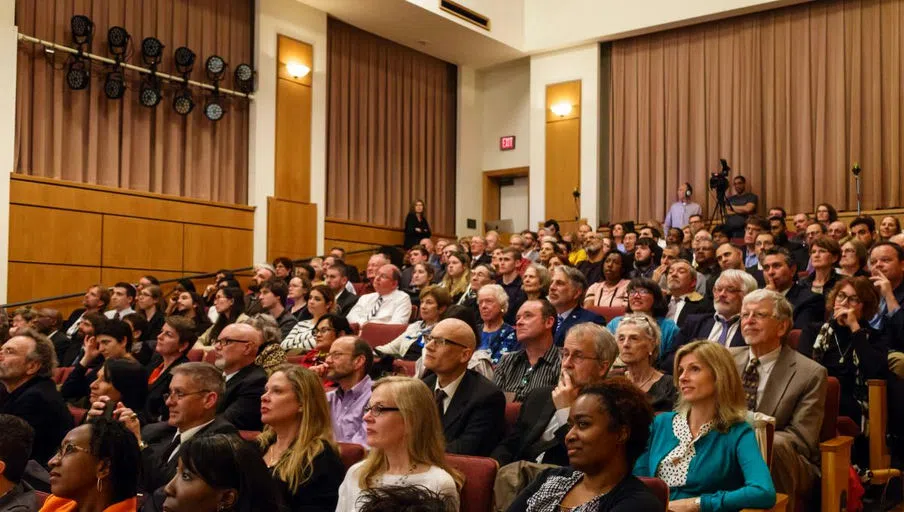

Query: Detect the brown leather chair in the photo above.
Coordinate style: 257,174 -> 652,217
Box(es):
446,454 -> 497,512
360,322 -> 408,349
392,359 -> 416,376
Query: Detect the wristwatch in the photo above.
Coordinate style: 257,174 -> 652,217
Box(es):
694,497 -> 701,509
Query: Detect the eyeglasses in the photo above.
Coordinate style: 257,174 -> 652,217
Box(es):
628,289 -> 653,297
163,390 -> 210,402
215,338 -> 251,347
835,292 -> 861,306
314,327 -> 336,335
425,335 -> 468,349
558,348 -> 600,363
53,443 -> 90,460
363,404 -> 401,417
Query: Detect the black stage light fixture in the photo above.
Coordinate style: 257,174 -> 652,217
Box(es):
139,76 -> 162,107
173,87 -> 194,116
66,58 -> 89,90
104,71 -> 126,99
141,37 -> 164,66
205,55 -> 226,81
107,26 -> 130,56
204,92 -> 225,121
70,15 -> 94,46
233,63 -> 254,94
174,46 -> 195,74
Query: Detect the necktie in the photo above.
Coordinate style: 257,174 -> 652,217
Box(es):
870,298 -> 888,330
434,389 -> 447,417
113,311 -> 121,321
668,297 -> 682,319
717,318 -> 731,346
369,296 -> 384,319
162,434 -> 181,462
742,358 -> 761,410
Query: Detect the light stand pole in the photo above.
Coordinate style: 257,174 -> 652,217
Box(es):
852,164 -> 862,215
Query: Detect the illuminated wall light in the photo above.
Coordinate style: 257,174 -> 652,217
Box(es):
285,61 -> 311,78
550,102 -> 573,117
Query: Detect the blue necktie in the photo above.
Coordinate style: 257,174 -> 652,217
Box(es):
717,318 -> 731,346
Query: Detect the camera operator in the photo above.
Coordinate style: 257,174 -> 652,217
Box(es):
724,175 -> 759,238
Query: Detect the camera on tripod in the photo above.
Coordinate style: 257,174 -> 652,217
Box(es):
709,158 -> 732,193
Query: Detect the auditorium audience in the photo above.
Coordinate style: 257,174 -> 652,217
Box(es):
259,365 -> 344,511
238,314 -> 288,375
633,340 -> 776,511
724,176 -> 759,237
715,243 -> 744,271
322,263 -> 358,316
64,285 -> 110,340
692,239 -> 720,294
0,414 -> 36,512
162,434 -> 283,512
282,285 -> 336,353
508,380 -> 661,512
733,289 -> 827,509
462,263 -> 496,311
742,217 -> 769,268
629,238 -> 657,279
145,316 -> 194,423
61,312 -> 105,368
336,376 -> 461,511
840,240 -> 870,277
492,323 -> 615,466
522,263 -> 550,301
800,236 -> 842,295
494,300 -> 562,402
376,286 -> 450,361
828,220 -> 848,242
41,418 -> 139,512
87,359 -> 148,425
422,318 -> 505,456
33,308 -> 69,365
548,267 -> 605,346
606,278 -> 678,367
360,254 -> 391,295
615,314 -> 677,412
584,250 -> 630,310
538,239 -> 560,268
469,236 -> 493,268
325,336 -> 374,445
212,324 -> 267,431
404,199 -> 431,249
346,265 -> 413,326
104,282 -> 137,321
879,215 -> 902,241
762,248 -> 825,329
8,307 -> 36,338
254,280 -> 296,340
402,262 -> 435,304
272,256 -> 294,283
475,284 -> 519,365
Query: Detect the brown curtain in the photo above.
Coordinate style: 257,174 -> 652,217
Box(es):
609,0 -> 904,223
15,0 -> 251,204
326,18 -> 457,235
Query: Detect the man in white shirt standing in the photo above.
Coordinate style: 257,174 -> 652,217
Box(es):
346,264 -> 412,326
664,182 -> 702,231
104,282 -> 136,320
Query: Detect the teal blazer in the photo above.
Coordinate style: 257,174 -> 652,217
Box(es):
633,412 -> 776,512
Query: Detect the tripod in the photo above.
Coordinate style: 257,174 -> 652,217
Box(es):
710,187 -> 729,225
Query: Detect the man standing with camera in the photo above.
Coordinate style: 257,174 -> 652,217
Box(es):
724,175 -> 759,238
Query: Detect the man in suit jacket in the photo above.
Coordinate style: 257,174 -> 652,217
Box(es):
733,289 -> 826,512
470,236 -> 493,268
763,248 -> 825,329
548,267 -> 606,346
491,323 -> 617,466
212,323 -> 267,431
325,262 -> 359,317
33,308 -> 71,364
0,330 -> 74,465
422,318 -> 505,456
664,260 -> 714,327
662,269 -> 759,373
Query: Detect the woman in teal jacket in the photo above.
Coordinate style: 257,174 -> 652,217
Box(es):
633,340 -> 775,512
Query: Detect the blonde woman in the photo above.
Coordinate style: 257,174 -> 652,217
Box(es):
615,313 -> 676,412
633,341 -> 775,511
336,377 -> 462,511
440,251 -> 471,304
259,364 -> 344,512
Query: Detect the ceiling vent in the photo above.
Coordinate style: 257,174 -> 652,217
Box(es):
439,0 -> 490,31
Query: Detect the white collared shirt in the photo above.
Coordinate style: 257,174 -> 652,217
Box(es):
749,346 -> 782,406
168,418 -> 216,461
434,370 -> 467,414
708,313 -> 741,347
346,289 -> 412,326
104,307 -> 135,319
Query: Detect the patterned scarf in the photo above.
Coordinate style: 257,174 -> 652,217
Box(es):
811,322 -> 869,430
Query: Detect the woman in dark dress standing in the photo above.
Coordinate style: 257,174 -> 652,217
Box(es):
404,199 -> 431,249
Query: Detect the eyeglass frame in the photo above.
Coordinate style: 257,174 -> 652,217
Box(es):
53,442 -> 91,460
363,404 -> 401,417
215,337 -> 251,347
163,389 -> 212,402
424,335 -> 469,349
834,292 -> 862,306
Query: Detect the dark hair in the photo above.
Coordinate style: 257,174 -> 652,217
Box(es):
210,287 -> 246,341
810,236 -> 841,261
763,247 -> 796,270
711,225 -> 730,238
733,175 -> 747,183
121,313 -> 147,340
440,305 -> 481,343
350,336 -> 375,375
82,312 -> 107,334
870,241 -> 904,261
602,250 -> 631,280
95,319 -> 133,352
0,414 -> 34,483
543,219 -> 561,234
272,257 -> 294,273
101,359 -> 149,413
745,216 -> 770,232
328,260 -> 349,279
84,417 -> 140,503
817,203 -> 839,223
112,282 -> 137,300
313,314 -> 352,337
769,207 -> 788,219
358,485 -> 452,512
219,279 -> 241,289
409,199 -> 426,214
179,434 -> 284,512
850,215 -> 876,233
176,292 -> 208,323
578,378 -> 654,466
164,315 -> 199,350
309,284 -> 336,308
88,285 -> 111,310
807,221 -> 828,234
408,245 -> 429,259
626,278 -> 668,317
296,263 -> 316,281
177,279 -> 197,293
826,276 -> 879,321
259,279 -> 289,307
141,275 -> 160,286
330,246 -> 347,257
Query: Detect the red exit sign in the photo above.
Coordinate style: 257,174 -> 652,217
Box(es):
500,135 -> 516,151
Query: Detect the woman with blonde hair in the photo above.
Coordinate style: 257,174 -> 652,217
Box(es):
259,364 -> 344,511
440,251 -> 471,304
337,376 -> 462,511
615,313 -> 676,412
633,340 -> 775,511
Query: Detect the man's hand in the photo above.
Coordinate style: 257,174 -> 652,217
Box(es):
551,371 -> 579,410
80,335 -> 101,366
669,498 -> 700,512
88,397 -> 142,442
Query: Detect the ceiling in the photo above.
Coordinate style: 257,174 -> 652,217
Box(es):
295,0 -> 525,69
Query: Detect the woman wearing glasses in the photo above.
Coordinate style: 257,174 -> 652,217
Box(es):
134,284 -> 165,348
259,365 -> 344,512
376,286 -> 451,361
297,314 -> 354,372
838,239 -> 870,278
337,376 -> 462,511
196,287 -> 247,349
798,277 -> 887,428
41,418 -> 140,512
288,275 -> 313,320
282,285 -> 337,354
615,314 -> 677,412
605,278 -> 679,367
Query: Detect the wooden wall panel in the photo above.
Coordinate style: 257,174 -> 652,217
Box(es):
275,80 -> 312,202
9,205 -> 102,266
183,225 -> 253,273
324,219 -> 405,246
8,262 -> 102,313
545,118 -> 581,222
268,198 -> 318,260
102,217 -> 184,271
100,269 -> 184,291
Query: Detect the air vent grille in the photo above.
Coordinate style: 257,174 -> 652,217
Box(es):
439,0 -> 490,31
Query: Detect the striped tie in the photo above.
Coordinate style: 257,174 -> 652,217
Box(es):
742,357 -> 760,410
369,296 -> 384,320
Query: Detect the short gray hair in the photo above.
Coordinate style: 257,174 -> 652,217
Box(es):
254,263 -> 275,274
171,362 -> 226,396
240,314 -> 281,347
669,259 -> 697,281
742,289 -> 793,322
716,270 -> 759,294
616,313 -> 662,364
555,266 -> 589,295
566,323 -> 618,367
477,284 -> 509,311
17,328 -> 56,378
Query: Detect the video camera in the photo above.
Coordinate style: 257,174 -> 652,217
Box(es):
709,158 -> 731,193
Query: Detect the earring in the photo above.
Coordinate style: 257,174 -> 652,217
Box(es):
96,478 -> 103,492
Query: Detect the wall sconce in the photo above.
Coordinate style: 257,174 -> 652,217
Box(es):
550,102 -> 573,117
285,61 -> 311,78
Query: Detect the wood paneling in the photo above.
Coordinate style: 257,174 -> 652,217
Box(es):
100,269 -> 184,292
275,79 -> 312,202
324,219 -> 405,246
8,262 -> 102,313
267,198 -> 318,261
184,225 -> 254,273
545,118 -> 581,222
9,205 -> 102,266
102,217 -> 184,271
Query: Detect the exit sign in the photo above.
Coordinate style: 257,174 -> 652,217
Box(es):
500,135 -> 516,151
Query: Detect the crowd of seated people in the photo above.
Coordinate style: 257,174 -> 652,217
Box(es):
2,203 -> 904,511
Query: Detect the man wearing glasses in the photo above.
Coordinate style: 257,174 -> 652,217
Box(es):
325,336 -> 374,445
212,323 -> 267,431
421,319 -> 505,456
346,264 -> 413,327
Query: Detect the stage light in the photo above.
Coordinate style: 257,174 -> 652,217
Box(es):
107,26 -> 130,56
173,87 -> 194,116
66,58 -> 89,90
204,95 -> 225,121
233,63 -> 253,94
174,47 -> 195,74
205,55 -> 226,81
141,37 -> 164,66
139,76 -> 162,107
70,15 -> 94,46
104,71 -> 125,99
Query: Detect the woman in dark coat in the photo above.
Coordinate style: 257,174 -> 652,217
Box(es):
404,199 -> 431,249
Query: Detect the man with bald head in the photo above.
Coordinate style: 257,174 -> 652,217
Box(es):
213,323 -> 267,430
346,264 -> 413,326
422,318 -> 505,456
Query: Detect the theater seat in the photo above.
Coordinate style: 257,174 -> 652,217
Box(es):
392,359 -> 416,376
353,283 -> 367,295
409,305 -> 419,323
638,477 -> 668,511
786,329 -> 801,350
187,349 -> 204,362
35,491 -> 49,507
239,430 -> 260,441
203,350 -> 217,364
359,322 -> 408,349
585,305 -> 624,322
68,404 -> 86,425
338,442 -> 366,469
445,454 -> 497,512
53,366 -> 74,385
504,402 -> 521,436
286,355 -> 306,365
